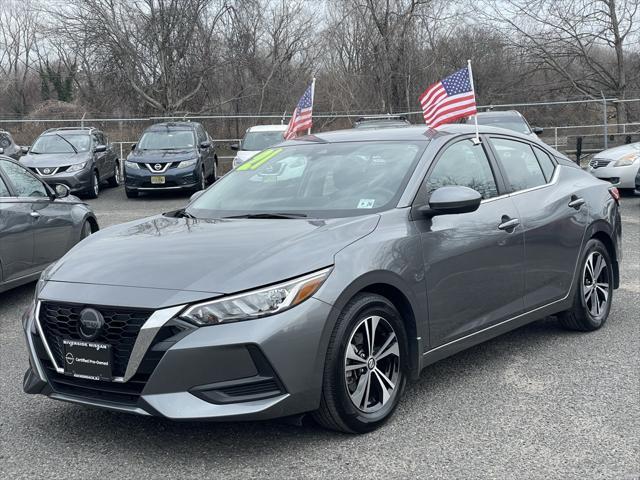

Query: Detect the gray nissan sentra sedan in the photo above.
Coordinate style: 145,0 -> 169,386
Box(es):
23,125 -> 622,433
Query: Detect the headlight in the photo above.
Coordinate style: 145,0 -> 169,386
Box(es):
180,267 -> 332,325
613,153 -> 639,167
177,159 -> 197,169
233,158 -> 243,168
125,160 -> 141,170
67,162 -> 87,172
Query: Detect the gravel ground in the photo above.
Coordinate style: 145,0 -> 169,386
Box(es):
1,187 -> 638,479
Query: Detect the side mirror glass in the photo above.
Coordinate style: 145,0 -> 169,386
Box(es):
94,144 -> 107,153
54,184 -> 70,199
130,143 -> 136,151
190,190 -> 205,203
421,186 -> 482,217
532,127 -> 544,135
21,146 -> 29,154
200,141 -> 211,149
230,144 -> 239,151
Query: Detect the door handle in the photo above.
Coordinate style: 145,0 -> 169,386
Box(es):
30,211 -> 41,219
568,196 -> 585,209
498,216 -> 520,231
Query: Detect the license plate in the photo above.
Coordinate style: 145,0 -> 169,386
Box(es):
63,339 -> 113,381
151,176 -> 166,184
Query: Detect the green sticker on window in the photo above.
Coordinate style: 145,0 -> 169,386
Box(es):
237,148 -> 283,171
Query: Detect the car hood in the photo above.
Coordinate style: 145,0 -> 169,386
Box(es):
234,150 -> 259,163
128,149 -> 198,164
594,142 -> 640,160
47,214 -> 380,294
20,152 -> 90,168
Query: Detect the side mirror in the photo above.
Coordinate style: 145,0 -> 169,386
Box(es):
130,143 -> 136,151
53,184 -> 70,199
420,186 -> 482,217
190,190 -> 205,203
200,140 -> 211,149
230,144 -> 239,151
532,127 -> 544,135
94,144 -> 107,153
21,146 -> 29,154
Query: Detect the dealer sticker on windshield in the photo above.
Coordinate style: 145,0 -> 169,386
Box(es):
357,199 -> 375,209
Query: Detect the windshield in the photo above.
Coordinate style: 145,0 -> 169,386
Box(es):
138,130 -> 195,150
473,116 -> 531,134
241,131 -> 285,151
188,141 -> 426,219
31,134 -> 90,154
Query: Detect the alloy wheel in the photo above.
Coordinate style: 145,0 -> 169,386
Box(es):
114,163 -> 122,185
93,173 -> 99,196
583,251 -> 610,318
344,315 -> 400,413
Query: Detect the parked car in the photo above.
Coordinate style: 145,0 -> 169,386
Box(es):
0,129 -> 27,160
0,156 -> 97,293
587,142 -> 640,192
19,127 -> 120,199
231,124 -> 288,168
23,125 -> 621,433
635,165 -> 640,195
460,110 -> 543,137
353,115 -> 412,130
125,122 -> 217,198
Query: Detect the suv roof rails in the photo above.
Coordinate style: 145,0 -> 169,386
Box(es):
355,115 -> 408,123
42,126 -> 97,134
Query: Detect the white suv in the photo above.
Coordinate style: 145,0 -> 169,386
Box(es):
231,125 -> 288,168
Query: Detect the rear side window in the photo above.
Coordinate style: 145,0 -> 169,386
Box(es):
0,175 -> 9,196
426,139 -> 499,199
532,146 -> 556,181
0,160 -> 47,197
490,138 -> 546,191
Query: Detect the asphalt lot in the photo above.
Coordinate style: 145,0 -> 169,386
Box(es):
1,186 -> 638,479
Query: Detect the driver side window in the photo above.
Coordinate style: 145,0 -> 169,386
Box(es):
0,160 -> 48,197
426,139 -> 498,200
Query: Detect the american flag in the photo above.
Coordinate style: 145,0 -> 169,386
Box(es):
284,81 -> 314,140
419,66 -> 477,128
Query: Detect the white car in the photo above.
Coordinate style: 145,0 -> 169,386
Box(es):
588,142 -> 640,190
231,125 -> 288,169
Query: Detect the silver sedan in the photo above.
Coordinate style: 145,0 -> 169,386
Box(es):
0,156 -> 98,293
588,142 -> 640,190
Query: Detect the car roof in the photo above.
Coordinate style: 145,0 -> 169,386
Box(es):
147,122 -> 199,131
42,127 -> 97,136
283,124 -> 540,144
246,124 -> 288,133
473,110 -> 523,118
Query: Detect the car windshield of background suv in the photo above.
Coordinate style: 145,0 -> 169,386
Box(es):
30,134 -> 91,154
138,130 -> 195,150
188,141 -> 426,219
241,131 -> 285,151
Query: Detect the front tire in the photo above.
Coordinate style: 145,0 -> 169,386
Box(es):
107,162 -> 121,187
86,171 -> 99,199
125,188 -> 138,198
558,239 -> 613,331
313,293 -> 408,433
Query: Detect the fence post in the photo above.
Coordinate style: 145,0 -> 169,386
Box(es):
576,136 -> 582,165
554,127 -> 558,149
601,92 -> 608,150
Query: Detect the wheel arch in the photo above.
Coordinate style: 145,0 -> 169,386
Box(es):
586,219 -> 619,289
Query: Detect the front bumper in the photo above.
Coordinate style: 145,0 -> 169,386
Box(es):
23,295 -> 333,421
41,169 -> 93,194
588,163 -> 640,189
124,165 -> 200,192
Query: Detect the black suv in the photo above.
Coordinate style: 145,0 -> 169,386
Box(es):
124,122 -> 217,198
353,115 -> 412,129
0,129 -> 26,160
459,110 -> 544,137
20,127 -> 120,199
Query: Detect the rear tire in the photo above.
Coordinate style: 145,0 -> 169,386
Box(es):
312,293 -> 408,433
107,162 -> 121,187
80,220 -> 92,240
86,171 -> 99,199
558,239 -> 613,331
125,188 -> 138,199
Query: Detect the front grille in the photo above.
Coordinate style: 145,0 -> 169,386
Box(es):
218,379 -> 281,397
590,158 -> 612,168
39,302 -> 153,377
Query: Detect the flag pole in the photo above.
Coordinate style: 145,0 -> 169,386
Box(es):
467,59 -> 480,144
308,77 -> 316,135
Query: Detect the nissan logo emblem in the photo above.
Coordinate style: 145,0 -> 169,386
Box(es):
43,168 -> 51,174
78,308 -> 105,341
154,164 -> 163,171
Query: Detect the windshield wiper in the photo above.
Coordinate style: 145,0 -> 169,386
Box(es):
54,134 -> 78,154
223,212 -> 308,219
164,208 -> 196,219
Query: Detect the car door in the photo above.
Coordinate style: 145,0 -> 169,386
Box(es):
93,132 -> 108,181
0,160 -> 36,282
0,159 -> 75,271
103,132 -> 117,173
413,136 -> 525,347
487,136 -> 588,310
196,125 -> 212,176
